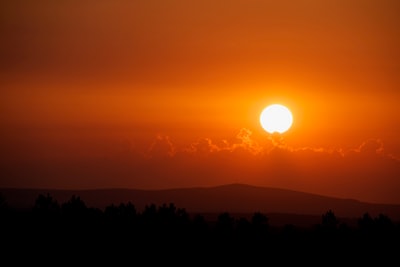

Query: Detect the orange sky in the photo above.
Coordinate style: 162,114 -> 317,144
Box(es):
1,0 -> 400,204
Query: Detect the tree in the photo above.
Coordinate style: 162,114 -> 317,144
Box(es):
61,195 -> 87,218
192,214 -> 208,234
251,212 -> 269,240
33,193 -> 60,217
251,212 -> 269,228
374,213 -> 392,228
142,203 -> 157,222
120,202 -> 137,221
374,213 -> 393,234
104,203 -> 119,219
321,209 -> 338,230
0,192 -> 7,210
358,212 -> 374,231
236,217 -> 251,240
216,212 -> 235,235
104,202 -> 138,225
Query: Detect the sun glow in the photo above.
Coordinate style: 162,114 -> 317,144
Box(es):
260,104 -> 293,134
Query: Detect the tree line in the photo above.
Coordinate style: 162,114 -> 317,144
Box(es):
1,193 -> 399,263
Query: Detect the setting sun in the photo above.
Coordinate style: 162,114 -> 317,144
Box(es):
260,104 -> 293,134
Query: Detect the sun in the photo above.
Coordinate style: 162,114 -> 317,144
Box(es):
260,104 -> 293,134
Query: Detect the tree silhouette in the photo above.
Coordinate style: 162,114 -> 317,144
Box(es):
236,217 -> 251,241
176,207 -> 189,224
0,192 -> 7,211
358,212 -> 374,232
217,212 -> 235,228
2,192 -> 400,263
192,214 -> 209,234
251,211 -> 266,223
321,209 -> 338,230
158,203 -> 177,225
61,195 -> 88,219
120,202 -> 137,221
315,209 -> 340,251
357,212 -> 394,239
374,213 -> 393,229
104,203 -> 119,218
374,213 -> 394,238
141,203 -> 157,222
216,212 -> 235,238
250,212 -> 269,241
105,202 -> 137,224
33,193 -> 60,217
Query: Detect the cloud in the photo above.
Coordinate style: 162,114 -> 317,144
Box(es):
140,130 -> 399,203
2,128 -> 399,204
149,130 -> 396,173
185,138 -> 221,154
185,128 -> 263,155
145,134 -> 176,158
356,138 -> 384,155
268,137 -> 387,159
231,128 -> 263,155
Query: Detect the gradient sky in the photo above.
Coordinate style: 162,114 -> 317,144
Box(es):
1,0 -> 400,204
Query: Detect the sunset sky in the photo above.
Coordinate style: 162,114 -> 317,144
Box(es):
1,0 -> 400,204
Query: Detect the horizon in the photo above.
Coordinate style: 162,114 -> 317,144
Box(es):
0,182 -> 394,204
3,183 -> 400,226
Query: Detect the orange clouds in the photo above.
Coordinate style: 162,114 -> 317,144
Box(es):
1,128 -> 399,204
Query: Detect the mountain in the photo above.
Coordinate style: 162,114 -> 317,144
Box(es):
2,183 -> 400,224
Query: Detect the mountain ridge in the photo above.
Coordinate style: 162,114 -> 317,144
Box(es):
2,183 -> 400,222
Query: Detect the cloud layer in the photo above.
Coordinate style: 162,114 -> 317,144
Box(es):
1,128 -> 399,204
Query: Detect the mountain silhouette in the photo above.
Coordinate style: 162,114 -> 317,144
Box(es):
2,183 -> 400,225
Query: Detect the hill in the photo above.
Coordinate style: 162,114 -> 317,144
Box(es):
2,183 -> 400,225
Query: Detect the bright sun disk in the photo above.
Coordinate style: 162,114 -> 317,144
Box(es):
260,104 -> 293,134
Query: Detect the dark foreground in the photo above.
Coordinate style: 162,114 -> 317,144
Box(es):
1,194 -> 399,264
